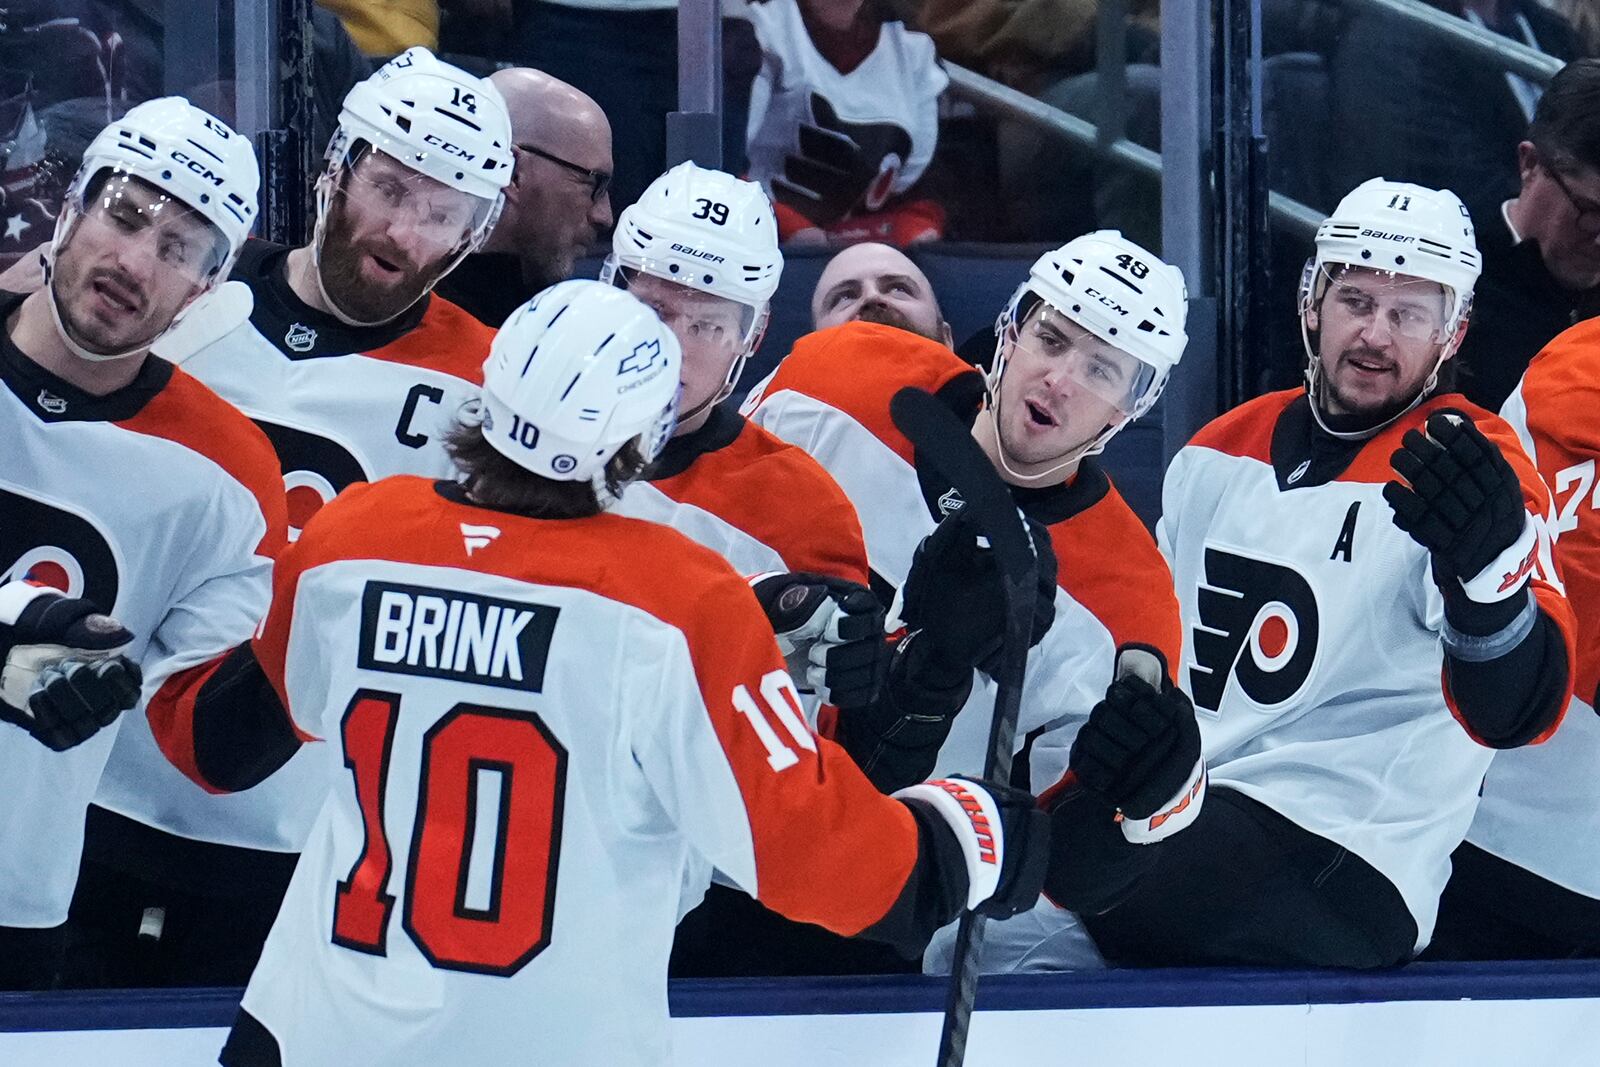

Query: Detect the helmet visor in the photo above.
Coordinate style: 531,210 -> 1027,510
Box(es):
1312,262 -> 1456,344
338,145 -> 500,255
76,169 -> 231,283
609,265 -> 761,358
1008,300 -> 1159,414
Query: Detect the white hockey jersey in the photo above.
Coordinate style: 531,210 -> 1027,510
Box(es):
1159,387 -> 1574,949
229,476 -> 934,1067
93,239 -> 496,855
0,292 -> 284,926
1470,320 -> 1600,899
744,0 -> 947,229
746,322 -> 1182,793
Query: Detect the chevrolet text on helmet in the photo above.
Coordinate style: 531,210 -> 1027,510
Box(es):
48,97 -> 260,362
989,230 -> 1189,464
602,162 -> 783,382
480,281 -> 683,492
315,47 -> 514,320
1299,178 -> 1483,436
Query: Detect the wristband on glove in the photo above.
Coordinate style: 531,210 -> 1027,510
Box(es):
1456,514 -> 1538,604
895,778 -> 1005,911
1117,762 -> 1207,844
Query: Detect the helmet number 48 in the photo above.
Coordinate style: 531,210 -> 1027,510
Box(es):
1115,253 -> 1149,278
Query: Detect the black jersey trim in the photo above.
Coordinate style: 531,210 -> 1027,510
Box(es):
647,404 -> 747,481
1269,394 -> 1369,490
232,238 -> 430,360
0,290 -> 174,423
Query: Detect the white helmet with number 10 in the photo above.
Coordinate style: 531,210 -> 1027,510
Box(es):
480,281 -> 683,491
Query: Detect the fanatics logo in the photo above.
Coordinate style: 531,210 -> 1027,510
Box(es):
460,523 -> 501,555
35,390 -> 67,415
285,322 -> 317,353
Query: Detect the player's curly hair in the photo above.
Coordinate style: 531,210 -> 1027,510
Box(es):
444,422 -> 647,518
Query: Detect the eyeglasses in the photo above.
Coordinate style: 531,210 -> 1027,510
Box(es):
1541,158 -> 1600,235
516,143 -> 611,204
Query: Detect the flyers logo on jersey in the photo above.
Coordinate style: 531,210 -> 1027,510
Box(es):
0,487 -> 120,607
1188,547 -> 1320,714
359,581 -> 560,692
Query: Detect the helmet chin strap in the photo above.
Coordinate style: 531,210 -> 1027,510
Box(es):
42,211 -> 167,364
1301,314 -> 1450,441
308,172 -> 477,328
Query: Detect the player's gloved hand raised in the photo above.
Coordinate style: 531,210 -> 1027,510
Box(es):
1065,645 -> 1206,844
751,572 -> 890,708
1384,411 -> 1537,602
894,775 -> 1050,919
898,510 -> 1057,682
0,582 -> 143,751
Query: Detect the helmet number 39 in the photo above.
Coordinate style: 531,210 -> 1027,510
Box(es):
692,199 -> 730,225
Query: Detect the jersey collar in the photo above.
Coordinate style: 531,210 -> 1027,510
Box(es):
0,290 -> 173,423
234,239 -> 431,360
646,404 -> 746,482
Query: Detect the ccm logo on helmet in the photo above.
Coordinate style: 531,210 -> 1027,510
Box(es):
1358,229 -> 1415,243
423,133 -> 477,161
670,243 -> 725,264
170,151 -> 224,188
1084,287 -> 1130,317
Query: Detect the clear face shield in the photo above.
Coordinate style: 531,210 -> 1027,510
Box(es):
49,169 -> 231,360
314,143 -> 501,325
604,263 -> 764,421
1300,261 -> 1464,437
1001,301 -> 1159,417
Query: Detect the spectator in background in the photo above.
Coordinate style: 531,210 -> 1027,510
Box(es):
1455,58 -> 1600,412
809,241 -> 951,343
744,0 -> 948,246
435,67 -> 613,325
318,0 -> 441,54
1547,0 -> 1600,56
1329,0 -> 1582,212
912,0 -> 1159,95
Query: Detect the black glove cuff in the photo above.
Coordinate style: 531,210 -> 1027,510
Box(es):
1439,556 -> 1532,637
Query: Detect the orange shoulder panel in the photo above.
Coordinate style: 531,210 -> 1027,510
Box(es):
650,420 -> 871,584
361,294 -> 493,386
263,475 -> 919,935
1185,388 -> 1298,463
766,322 -> 982,466
1049,480 -> 1183,669
116,368 -> 289,560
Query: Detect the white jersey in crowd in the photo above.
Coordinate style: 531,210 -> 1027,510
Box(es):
744,0 -> 946,226
0,291 -> 284,926
228,476 -> 938,1067
1159,387 -> 1571,950
1470,323 -> 1600,900
93,239 -> 496,856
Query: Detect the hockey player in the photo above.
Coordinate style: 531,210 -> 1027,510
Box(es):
0,98 -> 283,988
140,281 -> 1048,1066
1091,178 -> 1578,969
66,48 -> 516,986
1428,309 -> 1600,960
746,231 -> 1207,972
603,162 -> 885,714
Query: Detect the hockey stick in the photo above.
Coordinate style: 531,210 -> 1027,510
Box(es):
889,386 -> 1038,1067
153,280 -> 254,365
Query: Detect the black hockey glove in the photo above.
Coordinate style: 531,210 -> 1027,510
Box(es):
1384,411 -> 1533,599
0,582 -> 142,751
895,775 -> 1050,919
899,511 -> 1056,682
751,572 -> 890,709
1064,645 -> 1206,843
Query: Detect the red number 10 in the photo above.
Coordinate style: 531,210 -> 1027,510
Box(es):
332,690 -> 568,976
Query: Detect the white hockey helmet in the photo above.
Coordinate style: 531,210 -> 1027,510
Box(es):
480,280 -> 682,490
1301,177 -> 1480,341
602,162 -> 782,386
46,98 -> 260,361
1299,178 -> 1482,437
987,231 -> 1189,469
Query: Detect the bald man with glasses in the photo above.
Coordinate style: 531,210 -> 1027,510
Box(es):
436,67 -> 615,326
